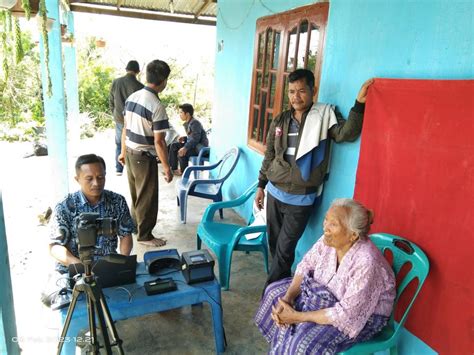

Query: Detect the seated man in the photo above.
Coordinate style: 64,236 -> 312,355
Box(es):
169,103 -> 209,176
41,154 -> 135,307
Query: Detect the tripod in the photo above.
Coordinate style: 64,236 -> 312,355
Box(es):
57,260 -> 124,355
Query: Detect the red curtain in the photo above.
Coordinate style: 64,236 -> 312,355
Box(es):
354,79 -> 474,354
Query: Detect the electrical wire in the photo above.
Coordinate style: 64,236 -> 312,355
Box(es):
258,0 -> 276,14
218,0 -> 255,31
113,286 -> 133,303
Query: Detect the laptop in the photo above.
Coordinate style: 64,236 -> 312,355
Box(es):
68,254 -> 137,289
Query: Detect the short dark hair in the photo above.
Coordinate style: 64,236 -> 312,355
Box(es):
75,154 -> 106,174
179,103 -> 194,117
288,69 -> 315,89
146,60 -> 171,86
125,60 -> 140,73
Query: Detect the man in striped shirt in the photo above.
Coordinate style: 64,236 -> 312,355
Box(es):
118,59 -> 173,247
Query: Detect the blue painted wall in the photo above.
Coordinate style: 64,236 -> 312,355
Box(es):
213,0 -> 472,351
214,0 -> 473,249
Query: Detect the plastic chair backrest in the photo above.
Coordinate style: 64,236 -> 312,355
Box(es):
369,233 -> 429,332
215,147 -> 240,180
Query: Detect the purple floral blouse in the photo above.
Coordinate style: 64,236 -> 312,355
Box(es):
295,237 -> 396,338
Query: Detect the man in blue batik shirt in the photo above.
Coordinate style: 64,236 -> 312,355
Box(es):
48,154 -> 135,274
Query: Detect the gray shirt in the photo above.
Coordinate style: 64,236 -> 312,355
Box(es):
109,73 -> 144,124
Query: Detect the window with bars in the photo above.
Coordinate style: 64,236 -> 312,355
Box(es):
247,3 -> 329,154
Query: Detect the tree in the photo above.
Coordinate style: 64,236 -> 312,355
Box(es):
77,37 -> 116,131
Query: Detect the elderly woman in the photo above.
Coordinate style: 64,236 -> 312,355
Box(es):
255,198 -> 396,354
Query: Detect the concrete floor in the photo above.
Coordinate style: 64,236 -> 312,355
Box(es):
2,130 -> 269,354
109,166 -> 269,355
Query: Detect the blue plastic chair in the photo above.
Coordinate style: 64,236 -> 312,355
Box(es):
176,146 -> 240,224
189,146 -> 211,179
189,128 -> 212,169
196,181 -> 269,290
189,146 -> 210,167
339,233 -> 430,355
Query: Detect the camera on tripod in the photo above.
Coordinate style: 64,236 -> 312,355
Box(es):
76,213 -> 117,261
58,212 -> 125,355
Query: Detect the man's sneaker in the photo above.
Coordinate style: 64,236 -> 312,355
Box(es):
116,171 -> 123,176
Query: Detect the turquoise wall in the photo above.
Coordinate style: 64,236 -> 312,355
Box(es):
214,0 -> 473,249
213,0 -> 472,351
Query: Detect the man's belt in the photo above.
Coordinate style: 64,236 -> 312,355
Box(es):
126,147 -> 155,158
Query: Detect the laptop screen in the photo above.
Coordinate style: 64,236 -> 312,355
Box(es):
68,254 -> 137,289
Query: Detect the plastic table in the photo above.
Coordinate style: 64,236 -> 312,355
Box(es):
58,263 -> 225,354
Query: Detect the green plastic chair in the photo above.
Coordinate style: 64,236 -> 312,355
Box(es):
339,233 -> 430,355
196,181 -> 269,290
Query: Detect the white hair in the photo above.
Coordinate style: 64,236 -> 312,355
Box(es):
330,198 -> 374,240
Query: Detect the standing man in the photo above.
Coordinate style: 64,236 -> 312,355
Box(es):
169,103 -> 209,175
109,60 -> 144,176
118,59 -> 173,247
255,69 -> 373,287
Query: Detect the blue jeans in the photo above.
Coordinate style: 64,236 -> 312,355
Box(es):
115,122 -> 124,173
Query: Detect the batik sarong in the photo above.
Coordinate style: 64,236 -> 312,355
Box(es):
255,274 -> 389,354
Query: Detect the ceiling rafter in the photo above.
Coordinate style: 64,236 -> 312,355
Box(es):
67,0 -> 217,26
69,2 -> 216,26
194,0 -> 212,19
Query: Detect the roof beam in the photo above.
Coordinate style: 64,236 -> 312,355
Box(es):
195,0 -> 213,19
69,4 -> 216,26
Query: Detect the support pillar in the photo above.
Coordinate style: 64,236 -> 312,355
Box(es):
39,0 -> 69,201
63,10 -> 80,145
0,192 -> 20,355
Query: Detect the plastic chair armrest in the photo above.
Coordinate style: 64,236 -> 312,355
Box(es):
185,177 -> 226,189
232,225 -> 266,246
196,147 -> 210,165
235,225 -> 266,237
202,198 -> 246,222
182,160 -> 222,179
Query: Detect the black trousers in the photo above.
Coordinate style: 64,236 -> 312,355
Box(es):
265,193 -> 314,288
169,142 -> 198,171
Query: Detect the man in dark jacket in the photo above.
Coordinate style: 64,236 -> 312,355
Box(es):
109,60 -> 144,175
255,69 -> 373,287
169,103 -> 209,175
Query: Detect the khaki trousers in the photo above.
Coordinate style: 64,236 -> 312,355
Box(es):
125,152 -> 158,241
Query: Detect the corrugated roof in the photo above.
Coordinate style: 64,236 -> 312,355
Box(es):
68,0 -> 217,26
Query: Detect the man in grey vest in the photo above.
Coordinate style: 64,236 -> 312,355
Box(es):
109,60 -> 144,175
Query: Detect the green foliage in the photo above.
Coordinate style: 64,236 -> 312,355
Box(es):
77,38 -> 115,131
160,61 -> 213,128
38,0 -> 51,95
0,23 -> 44,141
0,28 -> 214,141
21,0 -> 31,20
